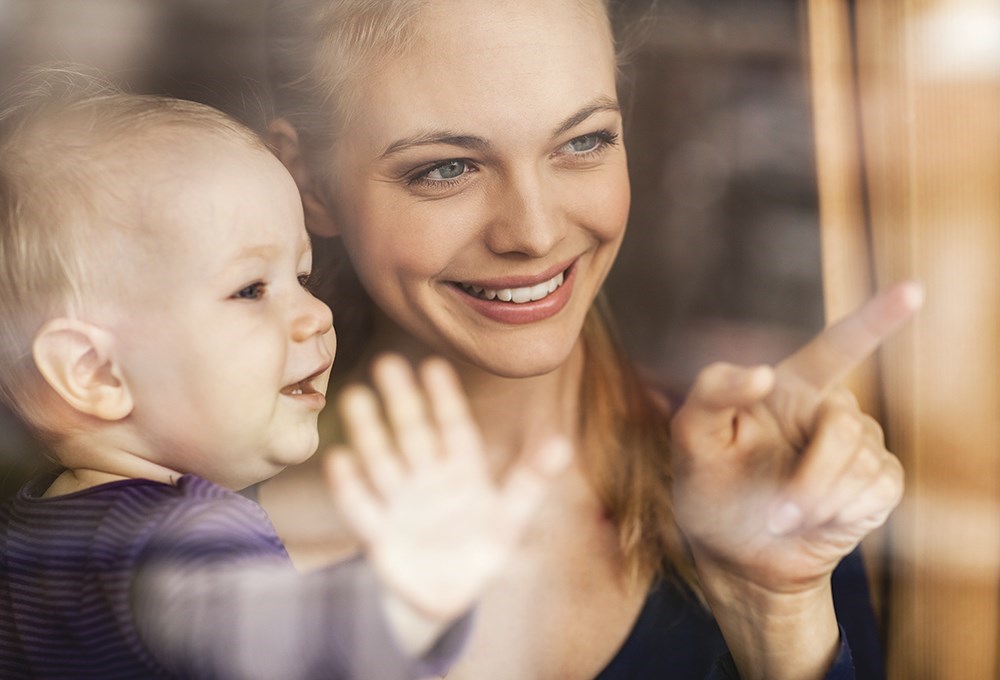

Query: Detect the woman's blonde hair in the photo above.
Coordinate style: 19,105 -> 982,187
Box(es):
0,65 -> 265,440
266,0 -> 694,589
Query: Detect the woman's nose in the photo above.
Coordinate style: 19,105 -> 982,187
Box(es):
290,288 -> 334,343
484,169 -> 566,257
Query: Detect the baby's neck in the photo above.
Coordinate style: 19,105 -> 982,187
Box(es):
43,468 -> 132,497
45,430 -> 185,497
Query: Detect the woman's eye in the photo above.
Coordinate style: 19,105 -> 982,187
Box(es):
424,160 -> 469,181
566,134 -> 602,153
559,130 -> 619,158
232,282 -> 266,300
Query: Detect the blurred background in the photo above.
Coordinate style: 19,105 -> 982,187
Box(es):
2,1 -> 998,678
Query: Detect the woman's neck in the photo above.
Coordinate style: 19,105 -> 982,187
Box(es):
460,345 -> 584,472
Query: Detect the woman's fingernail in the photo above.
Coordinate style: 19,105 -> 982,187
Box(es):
768,501 -> 803,535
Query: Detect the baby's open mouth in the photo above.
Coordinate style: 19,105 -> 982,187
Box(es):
281,363 -> 330,397
454,269 -> 566,304
281,383 -> 318,397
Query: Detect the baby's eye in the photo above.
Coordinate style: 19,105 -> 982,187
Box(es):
424,160 -> 469,181
232,282 -> 266,300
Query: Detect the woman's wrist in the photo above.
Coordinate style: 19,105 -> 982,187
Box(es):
693,552 -> 840,680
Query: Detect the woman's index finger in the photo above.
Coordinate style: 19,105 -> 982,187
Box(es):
777,281 -> 924,392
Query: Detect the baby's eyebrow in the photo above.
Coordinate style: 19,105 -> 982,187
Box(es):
231,244 -> 281,261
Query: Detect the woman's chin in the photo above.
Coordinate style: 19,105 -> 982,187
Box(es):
451,335 -> 583,381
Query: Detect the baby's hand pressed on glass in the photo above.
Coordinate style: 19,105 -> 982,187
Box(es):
670,281 -> 923,594
324,355 -> 571,621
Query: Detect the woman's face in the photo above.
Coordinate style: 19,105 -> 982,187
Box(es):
323,0 -> 629,378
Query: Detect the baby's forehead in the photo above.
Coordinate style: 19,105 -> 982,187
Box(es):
100,122 -> 278,221
110,130 -> 298,247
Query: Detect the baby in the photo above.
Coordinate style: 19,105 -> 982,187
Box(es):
0,67 -> 569,679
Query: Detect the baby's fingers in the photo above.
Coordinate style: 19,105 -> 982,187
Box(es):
340,384 -> 404,498
324,449 -> 384,543
420,358 -> 484,465
373,355 -> 438,468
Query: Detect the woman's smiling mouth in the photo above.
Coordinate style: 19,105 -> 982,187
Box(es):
447,262 -> 577,325
456,270 -> 565,303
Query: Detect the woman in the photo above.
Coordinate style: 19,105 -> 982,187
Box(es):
258,0 -> 918,677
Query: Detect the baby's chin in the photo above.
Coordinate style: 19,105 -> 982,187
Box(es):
219,442 -> 320,491
271,431 -> 323,469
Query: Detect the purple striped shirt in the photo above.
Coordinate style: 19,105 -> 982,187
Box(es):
0,474 -> 468,679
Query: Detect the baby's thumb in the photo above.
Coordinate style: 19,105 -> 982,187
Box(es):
497,436 -> 572,537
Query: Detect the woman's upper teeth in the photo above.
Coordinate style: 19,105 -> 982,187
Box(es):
465,271 -> 565,303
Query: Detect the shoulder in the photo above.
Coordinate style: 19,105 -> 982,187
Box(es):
142,475 -> 289,565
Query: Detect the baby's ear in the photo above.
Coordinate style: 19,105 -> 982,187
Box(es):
32,319 -> 133,421
266,118 -> 341,238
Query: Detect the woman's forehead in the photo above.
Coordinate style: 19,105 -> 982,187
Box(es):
344,0 -> 617,148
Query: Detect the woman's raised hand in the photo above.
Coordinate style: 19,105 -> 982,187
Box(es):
670,281 -> 923,594
669,282 -> 922,679
324,355 -> 571,622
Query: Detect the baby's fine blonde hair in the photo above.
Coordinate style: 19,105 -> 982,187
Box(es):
0,65 -> 265,438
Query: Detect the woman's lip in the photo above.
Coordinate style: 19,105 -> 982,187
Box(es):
451,258 -> 575,290
447,261 -> 577,325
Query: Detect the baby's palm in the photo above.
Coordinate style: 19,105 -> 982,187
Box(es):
325,356 -> 569,619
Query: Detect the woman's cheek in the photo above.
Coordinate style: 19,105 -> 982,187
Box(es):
583,163 -> 631,244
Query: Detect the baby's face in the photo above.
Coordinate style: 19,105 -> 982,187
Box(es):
108,135 -> 335,489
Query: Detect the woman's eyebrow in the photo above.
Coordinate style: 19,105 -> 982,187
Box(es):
377,97 -> 620,160
550,96 -> 620,139
379,133 -> 491,159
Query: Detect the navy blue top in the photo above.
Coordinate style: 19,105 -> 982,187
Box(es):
594,549 -> 882,679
